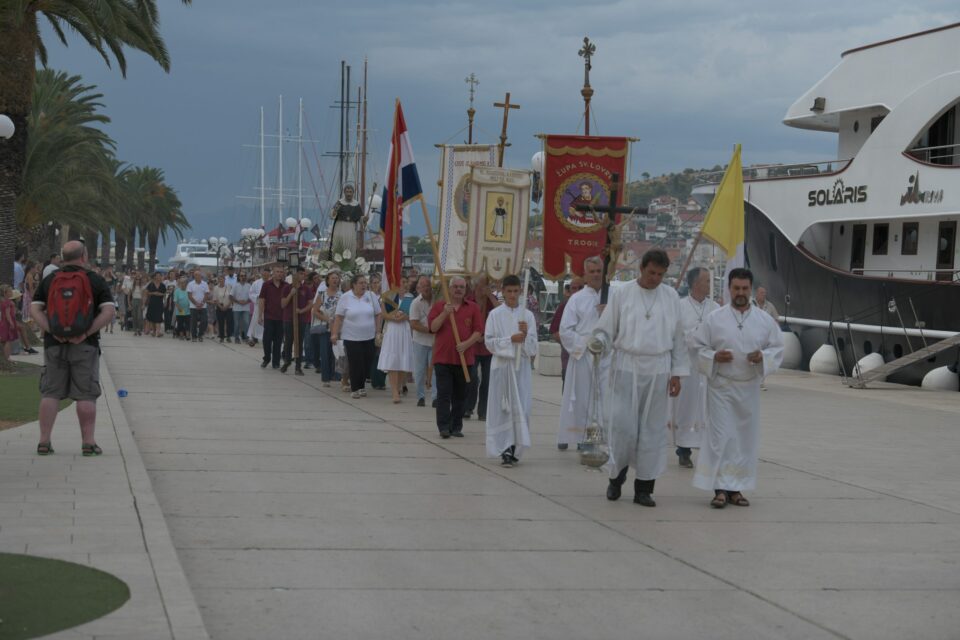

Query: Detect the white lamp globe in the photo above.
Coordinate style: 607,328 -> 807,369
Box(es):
240,228 -> 248,238
218,236 -> 228,245
0,115 -> 14,140
368,194 -> 382,211
257,229 -> 265,238
285,217 -> 297,230
208,236 -> 218,246
300,217 -> 312,229
531,151 -> 544,173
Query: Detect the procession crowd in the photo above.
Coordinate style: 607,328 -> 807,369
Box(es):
10,241 -> 784,509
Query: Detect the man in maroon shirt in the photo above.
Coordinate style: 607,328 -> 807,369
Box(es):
428,276 -> 484,438
258,266 -> 290,369
464,275 -> 498,421
282,267 -> 315,375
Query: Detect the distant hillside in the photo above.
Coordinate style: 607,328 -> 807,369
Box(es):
625,166 -> 723,208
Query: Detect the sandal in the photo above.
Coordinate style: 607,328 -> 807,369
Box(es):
37,442 -> 54,456
81,443 -> 103,457
727,492 -> 750,507
710,491 -> 727,509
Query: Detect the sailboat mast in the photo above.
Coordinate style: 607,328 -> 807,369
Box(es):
298,97 -> 303,220
338,61 -> 345,194
278,94 -> 284,223
359,58 -> 369,251
345,64 -> 352,185
259,106 -> 265,228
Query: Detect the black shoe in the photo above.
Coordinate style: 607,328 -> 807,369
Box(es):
417,398 -> 425,407
25,347 -> 39,354
272,365 -> 280,370
463,412 -> 472,420
606,467 -> 629,501
295,368 -> 304,376
452,431 -> 464,438
633,479 -> 656,507
304,363 -> 312,369
260,359 -> 269,369
557,443 -> 569,451
439,431 -> 451,439
219,337 -> 224,343
678,453 -> 694,468
280,362 -> 290,373
500,454 -> 514,467
431,400 -> 437,408
478,414 -> 485,421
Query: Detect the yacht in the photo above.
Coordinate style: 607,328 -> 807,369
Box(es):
694,23 -> 960,385
168,242 -> 221,272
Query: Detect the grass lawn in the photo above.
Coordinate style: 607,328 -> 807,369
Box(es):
0,361 -> 71,430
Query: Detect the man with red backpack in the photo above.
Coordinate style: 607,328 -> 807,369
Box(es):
29,241 -> 116,457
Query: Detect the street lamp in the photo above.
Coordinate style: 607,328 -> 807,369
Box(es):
285,217 -> 312,374
208,236 -> 230,274
239,228 -> 266,268
530,151 -> 544,207
0,115 -> 14,140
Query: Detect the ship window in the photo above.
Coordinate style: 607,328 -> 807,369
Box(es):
768,232 -> 778,272
893,343 -> 904,359
871,115 -> 885,132
901,222 -> 919,255
872,223 -> 889,255
863,340 -> 873,355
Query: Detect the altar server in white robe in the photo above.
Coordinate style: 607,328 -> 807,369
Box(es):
557,256 -> 609,450
247,267 -> 269,344
669,266 -> 720,468
590,249 -> 689,507
692,268 -> 783,508
484,274 -> 538,468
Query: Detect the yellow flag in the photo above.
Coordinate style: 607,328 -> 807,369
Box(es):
700,144 -> 744,259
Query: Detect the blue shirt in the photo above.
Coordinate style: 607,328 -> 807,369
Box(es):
399,293 -> 415,315
173,288 -> 191,316
13,261 -> 24,291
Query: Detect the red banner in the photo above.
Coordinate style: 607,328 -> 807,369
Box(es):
541,135 -> 628,278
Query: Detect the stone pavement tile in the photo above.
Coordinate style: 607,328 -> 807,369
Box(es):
179,548 -> 731,591
157,491 -> 583,521
149,469 -> 529,496
136,425 -> 413,443
559,495 -> 960,523
761,589 -> 960,640
677,551 -> 960,591
167,515 -> 644,552
191,587 -> 838,640
605,521 -> 960,554
141,452 -> 476,474
135,437 -> 451,458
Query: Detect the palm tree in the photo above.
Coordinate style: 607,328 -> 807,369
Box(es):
117,165 -> 189,271
0,0 -> 191,284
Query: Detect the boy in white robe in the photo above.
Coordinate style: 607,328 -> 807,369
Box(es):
590,249 -> 689,506
557,256 -> 609,450
247,267 -> 269,345
484,274 -> 538,467
669,267 -> 720,468
692,268 -> 784,508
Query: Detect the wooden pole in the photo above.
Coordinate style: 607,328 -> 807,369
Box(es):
418,197 -> 471,382
675,232 -> 704,291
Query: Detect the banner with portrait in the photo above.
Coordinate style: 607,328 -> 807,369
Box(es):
436,144 -> 496,274
464,166 -> 531,280
541,135 -> 629,279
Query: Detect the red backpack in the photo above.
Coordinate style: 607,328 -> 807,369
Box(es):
47,270 -> 95,338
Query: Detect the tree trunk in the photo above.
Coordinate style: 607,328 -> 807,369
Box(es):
147,229 -> 159,272
137,227 -> 146,271
83,229 -> 99,265
114,232 -> 127,270
0,17 -> 37,286
125,227 -> 135,269
101,227 -> 112,267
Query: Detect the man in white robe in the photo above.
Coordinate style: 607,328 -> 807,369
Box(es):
557,256 -> 608,450
590,249 -> 689,507
692,268 -> 784,508
669,267 -> 720,468
484,274 -> 538,467
247,267 -> 269,345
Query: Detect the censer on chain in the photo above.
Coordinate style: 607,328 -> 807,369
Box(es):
579,341 -> 610,468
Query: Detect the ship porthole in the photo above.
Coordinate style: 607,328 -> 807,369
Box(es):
893,344 -> 904,359
839,224 -> 845,236
863,340 -> 873,355
853,120 -> 860,132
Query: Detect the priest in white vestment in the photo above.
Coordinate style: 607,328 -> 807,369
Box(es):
669,267 -> 720,468
557,256 -> 609,449
247,267 -> 268,344
692,268 -> 784,508
484,275 -> 538,467
590,249 -> 689,507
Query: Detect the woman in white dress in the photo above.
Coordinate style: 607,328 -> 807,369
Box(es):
377,292 -> 413,403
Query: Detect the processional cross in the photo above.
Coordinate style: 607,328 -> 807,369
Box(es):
465,73 -> 479,144
578,36 -> 596,135
494,92 -> 520,167
573,173 -> 647,303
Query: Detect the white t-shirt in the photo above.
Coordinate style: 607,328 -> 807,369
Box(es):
408,294 -> 435,347
42,264 -> 60,279
231,282 -> 252,312
334,290 -> 380,342
186,280 -> 209,309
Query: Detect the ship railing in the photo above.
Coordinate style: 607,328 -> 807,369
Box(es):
905,143 -> 960,166
692,159 -> 852,187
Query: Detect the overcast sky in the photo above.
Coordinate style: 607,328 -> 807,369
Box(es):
43,0 -> 956,250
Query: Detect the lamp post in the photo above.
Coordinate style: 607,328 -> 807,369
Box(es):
285,217 -> 312,374
239,228 -> 266,270
208,236 -> 230,276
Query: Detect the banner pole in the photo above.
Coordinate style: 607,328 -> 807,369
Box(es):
418,196 -> 471,382
675,232 -> 704,290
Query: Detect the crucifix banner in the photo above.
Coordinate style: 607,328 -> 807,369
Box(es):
541,135 -> 629,278
464,166 -> 531,279
436,144 -> 496,274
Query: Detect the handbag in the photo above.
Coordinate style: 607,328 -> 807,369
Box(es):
310,291 -> 330,334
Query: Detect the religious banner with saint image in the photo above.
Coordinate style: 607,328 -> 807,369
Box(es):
541,135 -> 629,278
436,144 -> 496,274
464,166 -> 531,279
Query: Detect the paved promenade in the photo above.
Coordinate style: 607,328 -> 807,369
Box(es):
3,329 -> 960,639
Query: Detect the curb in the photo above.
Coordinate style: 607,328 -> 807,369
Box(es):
100,359 -> 211,640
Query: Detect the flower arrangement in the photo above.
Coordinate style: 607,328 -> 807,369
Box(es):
312,248 -> 370,279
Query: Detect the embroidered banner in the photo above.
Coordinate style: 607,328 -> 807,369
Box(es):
436,144 -> 496,274
541,135 -> 629,279
464,166 -> 531,279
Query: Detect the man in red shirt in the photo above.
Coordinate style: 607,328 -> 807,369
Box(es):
464,275 -> 498,421
258,266 -> 290,370
428,276 -> 484,438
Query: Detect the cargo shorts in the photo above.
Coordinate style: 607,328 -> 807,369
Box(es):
39,343 -> 102,402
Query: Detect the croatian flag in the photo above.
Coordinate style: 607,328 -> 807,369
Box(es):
380,100 -> 423,296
